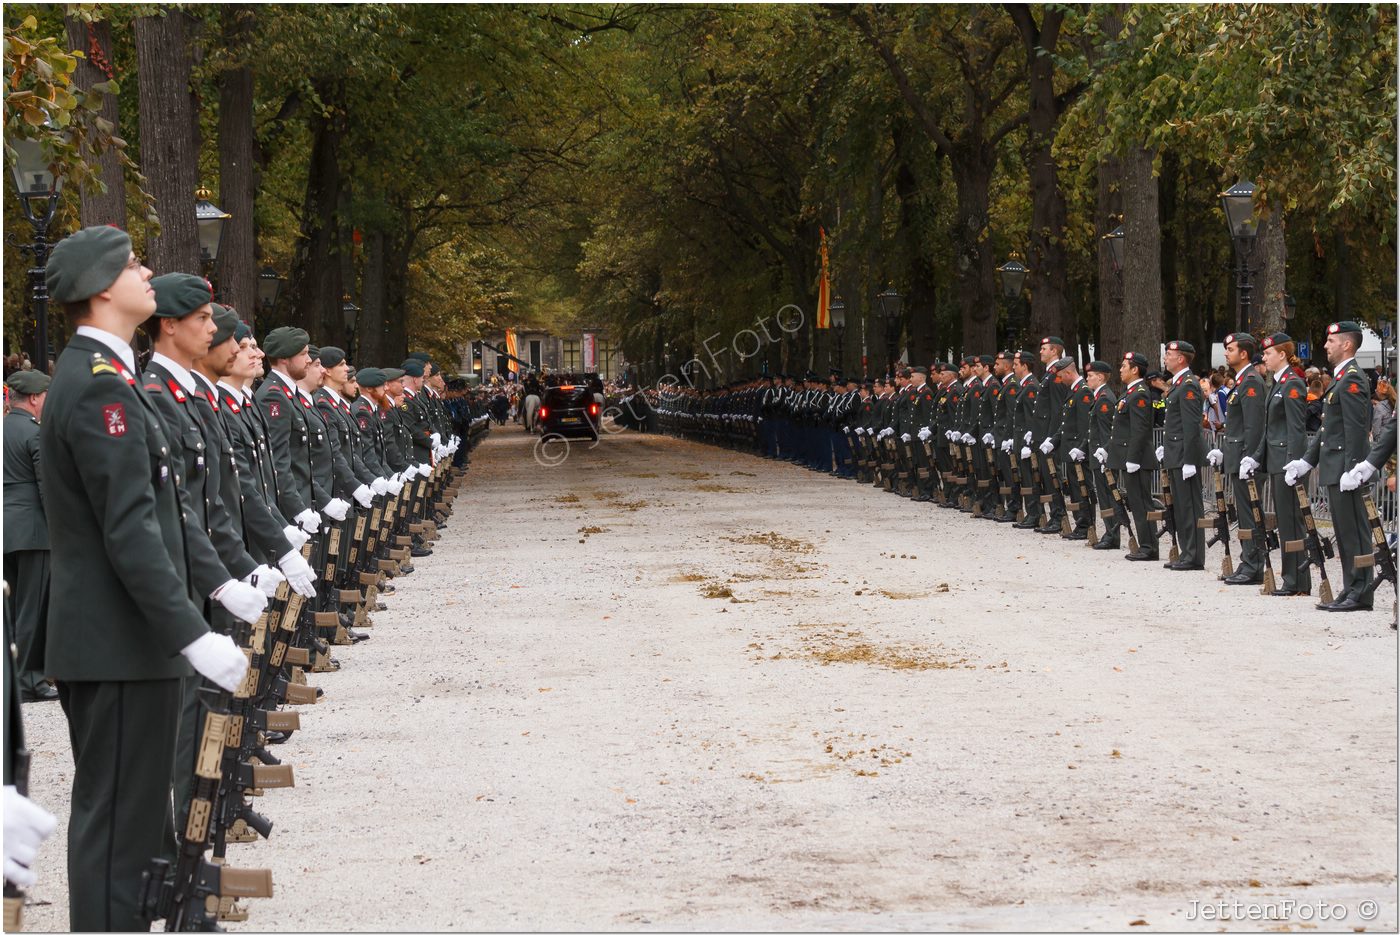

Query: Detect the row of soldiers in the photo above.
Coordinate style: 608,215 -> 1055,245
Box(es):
3,224 -> 490,931
656,328 -> 1396,617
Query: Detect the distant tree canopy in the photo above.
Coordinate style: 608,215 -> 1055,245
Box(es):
4,4 -> 1395,377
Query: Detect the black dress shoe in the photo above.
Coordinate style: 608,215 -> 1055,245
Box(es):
1092,539 -> 1120,550
410,545 -> 433,558
263,730 -> 289,745
1034,524 -> 1061,534
996,514 -> 1019,523
1125,551 -> 1159,561
1222,572 -> 1264,585
1270,588 -> 1308,597
1064,530 -> 1089,541
21,683 -> 59,702
1323,596 -> 1371,612
1165,561 -> 1205,571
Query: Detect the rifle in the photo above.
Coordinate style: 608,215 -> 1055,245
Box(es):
1200,466 -> 1235,578
1073,461 -> 1098,545
1242,477 -> 1279,595
1005,443 -> 1026,523
1291,484 -> 1336,605
983,438 -> 1007,519
1043,452 -> 1074,535
1102,467 -> 1140,553
1027,450 -> 1051,529
141,681 -> 273,930
1158,467 -> 1180,562
1358,487 -> 1398,610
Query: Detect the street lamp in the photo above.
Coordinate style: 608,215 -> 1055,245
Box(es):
342,296 -> 360,357
876,285 -> 903,377
257,266 -> 283,315
195,188 -> 230,270
1101,225 -> 1125,276
829,298 -> 847,371
1283,292 -> 1296,321
996,253 -> 1030,348
1218,178 -> 1258,332
7,134 -> 63,372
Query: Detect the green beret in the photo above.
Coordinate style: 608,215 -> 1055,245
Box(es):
1047,356 -> 1074,374
307,345 -> 320,361
263,326 -> 309,360
1261,332 -> 1292,350
1165,339 -> 1196,356
5,370 -> 51,395
318,346 -> 347,369
381,367 -> 405,381
400,358 -> 425,377
1086,360 -> 1113,374
234,320 -> 252,343
151,273 -> 214,318
356,367 -> 386,388
47,226 -> 133,303
210,305 -> 239,346
1224,332 -> 1258,352
1040,335 -> 1066,350
1327,320 -> 1363,338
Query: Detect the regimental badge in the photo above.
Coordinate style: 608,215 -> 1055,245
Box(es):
1101,403 -> 1109,413
1028,391 -> 1036,399
269,402 -> 281,418
1289,388 -> 1300,399
1348,382 -> 1361,393
103,403 -> 127,436
1186,390 -> 1195,400
1137,399 -> 1146,407
1246,387 -> 1256,397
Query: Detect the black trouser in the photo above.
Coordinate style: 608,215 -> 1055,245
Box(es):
3,549 -> 49,693
1231,474 -> 1264,577
1270,473 -> 1311,592
1123,468 -> 1158,555
1092,464 -> 1121,544
1326,482 -> 1372,603
58,678 -> 183,932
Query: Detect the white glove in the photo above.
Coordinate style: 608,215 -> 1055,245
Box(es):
211,579 -> 268,624
1181,464 -> 1197,480
962,433 -> 975,445
418,462 -> 432,477
1284,458 -> 1312,487
1020,446 -> 1032,460
1001,439 -> 1012,453
982,433 -> 994,445
946,430 -> 956,441
323,498 -> 350,522
1126,461 -> 1141,474
1340,469 -> 1362,492
294,509 -> 321,535
918,427 -> 931,441
370,477 -> 390,496
1239,456 -> 1260,479
1093,447 -> 1107,464
387,478 -> 404,496
900,433 -> 911,443
1069,447 -> 1085,462
1024,431 -> 1033,444
278,549 -> 317,598
283,524 -> 310,550
1039,438 -> 1054,454
1206,448 -> 1224,467
180,631 -> 250,693
1155,445 -> 1166,463
352,484 -> 374,509
3,785 -> 56,888
1352,460 -> 1378,484
430,431 -> 442,447
842,426 -> 850,434
243,564 -> 285,598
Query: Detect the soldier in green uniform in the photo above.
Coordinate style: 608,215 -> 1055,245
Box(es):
4,591 -> 59,903
1010,351 -> 1043,528
1111,352 -> 1159,561
1242,333 -> 1312,596
1085,361 -> 1122,549
256,327 -> 325,541
1290,321 -> 1375,611
1213,333 -> 1267,584
3,370 -> 56,700
1158,340 -> 1207,570
1032,337 -> 1070,532
1046,358 -> 1095,538
38,226 -> 248,931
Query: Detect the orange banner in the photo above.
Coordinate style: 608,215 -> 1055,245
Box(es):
505,329 -> 519,374
816,227 -> 830,330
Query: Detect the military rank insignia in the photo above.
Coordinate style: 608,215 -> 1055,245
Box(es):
103,403 -> 127,437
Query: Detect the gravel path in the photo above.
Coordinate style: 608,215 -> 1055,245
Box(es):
17,427 -> 1398,931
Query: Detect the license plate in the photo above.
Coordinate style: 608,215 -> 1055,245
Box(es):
561,416 -> 580,423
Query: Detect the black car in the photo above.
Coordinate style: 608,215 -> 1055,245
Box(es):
539,383 -> 601,439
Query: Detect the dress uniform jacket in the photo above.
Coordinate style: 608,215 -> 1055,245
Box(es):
213,381 -> 292,562
256,370 -> 320,520
3,408 -> 46,552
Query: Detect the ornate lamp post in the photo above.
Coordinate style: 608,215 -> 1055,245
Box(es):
1219,178 -> 1258,333
257,266 -> 283,318
342,297 -> 360,358
829,298 -> 847,371
8,135 -> 63,371
996,253 -> 1029,348
876,285 -> 903,377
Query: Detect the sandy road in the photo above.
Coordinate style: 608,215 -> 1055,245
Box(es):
17,426 -> 1398,931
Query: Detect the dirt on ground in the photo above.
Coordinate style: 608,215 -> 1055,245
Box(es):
16,425 -> 1398,931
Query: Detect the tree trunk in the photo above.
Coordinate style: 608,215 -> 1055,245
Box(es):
134,10 -> 201,273
1121,145 -> 1164,369
383,215 -> 413,362
950,153 -> 997,352
1254,209 -> 1287,333
1096,155 -> 1124,367
1333,225 -> 1352,322
358,228 -> 388,365
64,16 -> 125,228
286,81 -> 344,341
892,130 -> 938,365
215,5 -> 257,325
1158,149 -> 1180,341
1014,6 -> 1072,352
